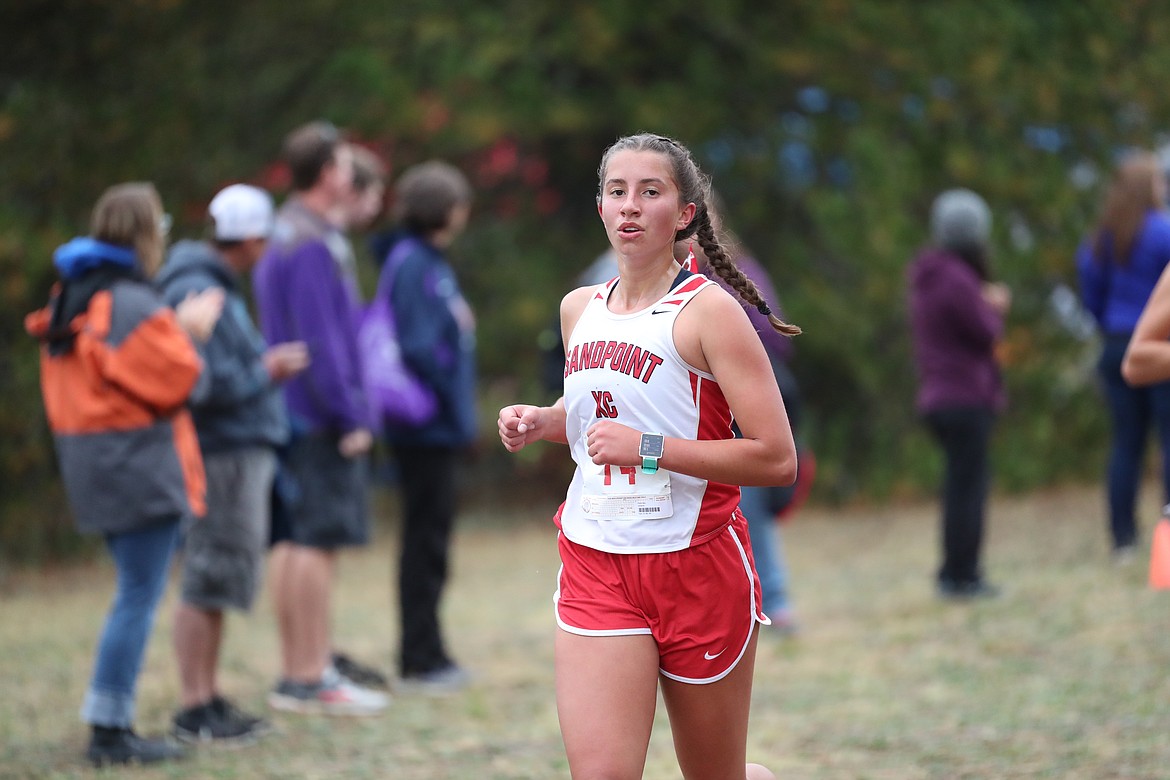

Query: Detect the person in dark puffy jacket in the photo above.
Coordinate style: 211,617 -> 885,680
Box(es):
25,182 -> 222,766
908,188 -> 1010,600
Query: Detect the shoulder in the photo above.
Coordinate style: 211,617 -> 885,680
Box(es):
677,282 -> 760,374
562,283 -> 599,316
677,282 -> 752,342
560,284 -> 599,337
683,278 -> 742,318
111,277 -> 165,314
159,265 -> 218,304
107,279 -> 170,344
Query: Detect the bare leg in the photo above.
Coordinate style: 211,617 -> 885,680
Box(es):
555,630 -> 660,779
268,541 -> 294,676
661,625 -> 772,780
281,544 -> 336,683
173,603 -> 224,708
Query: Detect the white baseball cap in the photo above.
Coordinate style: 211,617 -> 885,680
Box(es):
208,184 -> 275,241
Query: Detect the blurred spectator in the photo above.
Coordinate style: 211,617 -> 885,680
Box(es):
908,188 -> 1009,600
338,144 -> 388,232
252,120 -> 388,716
674,196 -> 801,634
157,184 -> 308,744
375,160 -> 476,693
1077,151 -> 1170,562
25,182 -> 222,766
323,141 -> 394,690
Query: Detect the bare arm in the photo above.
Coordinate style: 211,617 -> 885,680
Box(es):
497,286 -> 593,453
1123,264 -> 1170,386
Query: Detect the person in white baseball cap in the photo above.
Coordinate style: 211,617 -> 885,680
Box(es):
155,183 -> 309,744
208,183 -> 275,242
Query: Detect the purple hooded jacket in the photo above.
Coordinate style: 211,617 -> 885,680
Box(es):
907,247 -> 1005,414
252,198 -> 373,434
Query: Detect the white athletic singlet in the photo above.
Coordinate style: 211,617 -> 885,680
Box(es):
559,271 -> 741,553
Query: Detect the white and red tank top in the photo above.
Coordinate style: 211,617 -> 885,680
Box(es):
559,271 -> 740,553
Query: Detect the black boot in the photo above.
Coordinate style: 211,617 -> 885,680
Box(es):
86,725 -> 187,767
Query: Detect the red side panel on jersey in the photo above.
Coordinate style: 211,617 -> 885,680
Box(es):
690,373 -> 740,539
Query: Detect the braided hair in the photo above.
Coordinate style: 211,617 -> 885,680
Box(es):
598,133 -> 801,336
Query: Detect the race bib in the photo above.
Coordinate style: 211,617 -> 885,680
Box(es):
579,458 -> 674,520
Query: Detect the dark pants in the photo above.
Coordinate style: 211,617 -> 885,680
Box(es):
1099,335 -> 1170,549
392,444 -> 459,676
925,406 -> 995,586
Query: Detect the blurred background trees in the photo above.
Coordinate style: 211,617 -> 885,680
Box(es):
5,0 -> 1170,560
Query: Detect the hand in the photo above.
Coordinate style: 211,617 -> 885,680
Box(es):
175,288 -> 225,343
584,420 -> 640,467
981,282 -> 1011,315
498,404 -> 543,453
264,341 -> 310,382
338,428 -> 373,458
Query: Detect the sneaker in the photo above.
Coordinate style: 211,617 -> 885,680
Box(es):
172,698 -> 270,745
86,727 -> 186,767
1112,544 -> 1139,567
937,579 -> 1001,601
210,695 -> 273,737
397,664 -> 472,696
268,669 -> 389,716
332,651 -> 390,689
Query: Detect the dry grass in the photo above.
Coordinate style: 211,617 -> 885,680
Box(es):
2,483 -> 1169,779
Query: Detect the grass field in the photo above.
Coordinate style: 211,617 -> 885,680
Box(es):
1,483 -> 1168,779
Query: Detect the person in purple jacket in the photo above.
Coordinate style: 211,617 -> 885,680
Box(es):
908,188 -> 1011,600
252,120 -> 388,716
1076,151 -> 1170,562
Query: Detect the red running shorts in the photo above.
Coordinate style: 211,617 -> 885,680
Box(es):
553,510 -> 769,683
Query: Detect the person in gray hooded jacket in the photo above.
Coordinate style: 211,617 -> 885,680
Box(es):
157,184 -> 308,745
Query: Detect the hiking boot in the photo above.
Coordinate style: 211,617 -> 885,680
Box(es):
332,651 -> 390,689
86,726 -> 186,767
172,697 -> 270,745
397,664 -> 472,696
268,668 -> 389,716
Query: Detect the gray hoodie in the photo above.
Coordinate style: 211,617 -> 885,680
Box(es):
158,240 -> 289,454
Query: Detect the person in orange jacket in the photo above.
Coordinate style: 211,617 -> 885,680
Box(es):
25,182 -> 222,766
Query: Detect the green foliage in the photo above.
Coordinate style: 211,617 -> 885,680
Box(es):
3,1 -> 1169,558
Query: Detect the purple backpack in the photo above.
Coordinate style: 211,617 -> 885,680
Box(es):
359,239 -> 439,427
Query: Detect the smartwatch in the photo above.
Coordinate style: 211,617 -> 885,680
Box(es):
639,432 -> 665,474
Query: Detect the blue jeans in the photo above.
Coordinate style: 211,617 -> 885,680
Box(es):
1099,335 -> 1170,549
81,520 -> 180,727
740,485 -> 790,616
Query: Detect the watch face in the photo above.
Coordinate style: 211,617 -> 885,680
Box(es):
639,433 -> 665,458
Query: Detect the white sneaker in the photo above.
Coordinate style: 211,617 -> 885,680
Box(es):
268,667 -> 389,716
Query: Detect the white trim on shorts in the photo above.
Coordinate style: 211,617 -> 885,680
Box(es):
552,524 -> 767,684
661,523 -> 765,685
554,561 -> 654,637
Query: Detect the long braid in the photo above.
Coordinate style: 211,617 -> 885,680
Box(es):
694,216 -> 801,336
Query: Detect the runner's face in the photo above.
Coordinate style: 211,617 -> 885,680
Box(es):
599,150 -> 695,261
